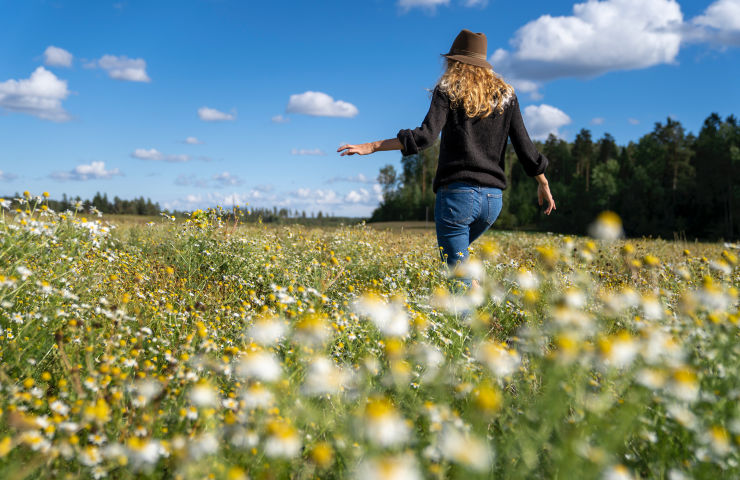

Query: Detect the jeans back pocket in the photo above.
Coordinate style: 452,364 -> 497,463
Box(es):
485,192 -> 503,225
437,188 -> 475,225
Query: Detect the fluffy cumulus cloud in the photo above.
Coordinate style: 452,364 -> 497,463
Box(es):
522,104 -> 572,140
94,54 -> 150,82
51,161 -> 122,181
131,148 -> 190,163
490,0 -> 683,96
0,170 -> 18,181
345,185 -> 384,204
184,136 -> 202,145
692,0 -> 740,45
198,106 -> 236,122
271,114 -> 289,123
43,46 -> 73,67
286,91 -> 358,118
0,66 -> 71,121
591,117 -> 605,125
291,148 -> 326,156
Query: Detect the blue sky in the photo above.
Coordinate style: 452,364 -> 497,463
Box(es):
1,0 -> 739,216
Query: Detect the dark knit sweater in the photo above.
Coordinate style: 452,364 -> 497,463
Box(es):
397,87 -> 548,193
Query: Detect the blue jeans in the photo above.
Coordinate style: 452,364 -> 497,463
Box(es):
435,182 -> 503,281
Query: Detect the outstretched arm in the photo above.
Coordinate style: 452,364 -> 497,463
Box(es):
339,87 -> 449,158
337,138 -> 402,156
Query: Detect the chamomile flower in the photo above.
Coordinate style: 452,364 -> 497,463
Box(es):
476,341 -> 521,378
355,454 -> 421,480
363,397 -> 410,447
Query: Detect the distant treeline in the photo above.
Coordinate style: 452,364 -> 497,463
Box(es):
371,113 -> 740,241
3,192 -> 162,216
231,207 -> 360,226
3,191 -> 358,226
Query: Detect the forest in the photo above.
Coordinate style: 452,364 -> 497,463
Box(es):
371,113 -> 740,241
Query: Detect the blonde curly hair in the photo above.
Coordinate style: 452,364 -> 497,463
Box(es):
437,59 -> 514,118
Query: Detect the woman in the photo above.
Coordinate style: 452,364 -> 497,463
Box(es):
338,29 -> 556,286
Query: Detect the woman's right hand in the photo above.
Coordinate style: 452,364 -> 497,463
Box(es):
337,143 -> 376,156
536,177 -> 556,215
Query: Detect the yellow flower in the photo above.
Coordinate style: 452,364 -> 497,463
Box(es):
536,245 -> 558,269
84,398 -> 112,425
589,211 -> 623,240
473,383 -> 502,413
643,255 -> 660,267
0,437 -> 12,457
310,442 -> 334,468
227,467 -> 247,480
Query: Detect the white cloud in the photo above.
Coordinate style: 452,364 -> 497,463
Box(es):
345,186 -> 384,204
462,0 -> 487,6
96,54 -> 150,82
184,136 -> 202,145
0,67 -> 71,121
628,118 -> 640,125
0,170 -> 18,181
213,172 -> 243,186
522,104 -> 572,140
591,117 -> 605,125
691,0 -> 740,45
286,91 -> 358,118
491,0 -> 683,97
198,106 -> 236,122
694,0 -> 740,31
326,173 -> 373,184
44,46 -> 73,67
291,148 -> 326,156
271,114 -> 289,123
51,161 -> 122,181
131,148 -> 190,163
288,188 -> 341,205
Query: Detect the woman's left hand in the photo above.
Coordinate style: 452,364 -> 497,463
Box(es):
338,143 -> 375,156
537,181 -> 556,215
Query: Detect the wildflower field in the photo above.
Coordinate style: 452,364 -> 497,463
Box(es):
1,193 -> 739,480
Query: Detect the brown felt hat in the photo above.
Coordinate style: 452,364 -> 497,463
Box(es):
442,29 -> 493,70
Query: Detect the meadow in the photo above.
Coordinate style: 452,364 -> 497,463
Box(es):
1,192 -> 739,479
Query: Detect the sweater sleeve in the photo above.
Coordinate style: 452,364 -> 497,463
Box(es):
397,87 -> 449,156
508,96 -> 549,177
